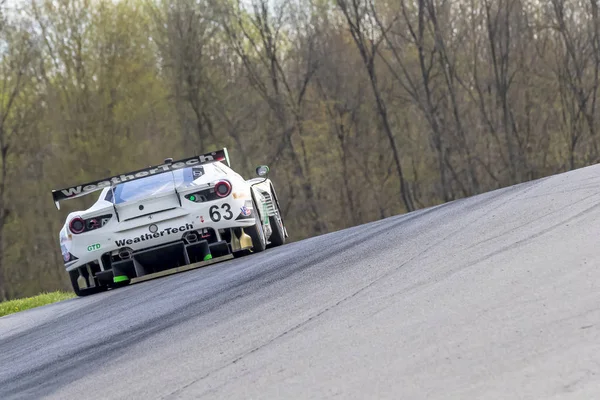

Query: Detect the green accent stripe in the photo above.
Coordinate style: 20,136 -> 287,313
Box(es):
113,275 -> 129,283
203,254 -> 213,261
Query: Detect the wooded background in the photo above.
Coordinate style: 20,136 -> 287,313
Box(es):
0,0 -> 598,300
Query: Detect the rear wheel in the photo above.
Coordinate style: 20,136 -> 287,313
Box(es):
69,268 -> 107,297
245,201 -> 266,253
268,204 -> 285,248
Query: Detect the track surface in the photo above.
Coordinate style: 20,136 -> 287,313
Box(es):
2,165 -> 600,399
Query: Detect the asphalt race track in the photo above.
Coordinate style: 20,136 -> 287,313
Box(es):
2,165 -> 600,399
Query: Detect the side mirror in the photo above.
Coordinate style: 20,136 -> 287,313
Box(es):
256,165 -> 270,177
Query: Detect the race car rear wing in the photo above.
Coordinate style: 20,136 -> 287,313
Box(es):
51,148 -> 230,210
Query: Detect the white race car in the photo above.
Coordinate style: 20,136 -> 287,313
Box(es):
52,148 -> 288,296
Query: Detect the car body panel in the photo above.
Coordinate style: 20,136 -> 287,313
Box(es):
55,149 -> 285,279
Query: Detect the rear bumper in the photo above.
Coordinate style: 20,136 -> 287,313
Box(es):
104,238 -> 231,283
64,197 -> 257,272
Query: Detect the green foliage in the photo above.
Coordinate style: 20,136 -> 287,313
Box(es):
0,291 -> 75,317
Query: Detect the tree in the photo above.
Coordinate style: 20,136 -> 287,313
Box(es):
0,14 -> 40,300
218,0 -> 327,233
336,0 -> 415,212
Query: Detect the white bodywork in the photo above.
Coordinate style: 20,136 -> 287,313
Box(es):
59,161 -> 282,273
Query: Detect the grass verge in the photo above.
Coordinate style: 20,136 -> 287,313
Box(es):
0,291 -> 75,318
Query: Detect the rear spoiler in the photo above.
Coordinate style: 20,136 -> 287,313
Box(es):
51,148 -> 230,210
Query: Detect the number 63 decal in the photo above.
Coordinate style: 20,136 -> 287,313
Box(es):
209,203 -> 233,222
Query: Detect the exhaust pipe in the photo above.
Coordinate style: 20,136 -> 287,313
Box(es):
118,248 -> 133,259
184,231 -> 199,244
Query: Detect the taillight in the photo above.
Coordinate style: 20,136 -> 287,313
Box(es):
184,181 -> 233,202
69,217 -> 85,234
69,214 -> 112,234
214,180 -> 232,198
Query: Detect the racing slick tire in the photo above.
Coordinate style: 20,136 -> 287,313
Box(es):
267,203 -> 285,248
246,201 -> 267,253
69,268 -> 107,297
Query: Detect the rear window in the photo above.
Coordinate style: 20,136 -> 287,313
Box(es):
107,167 -> 203,204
